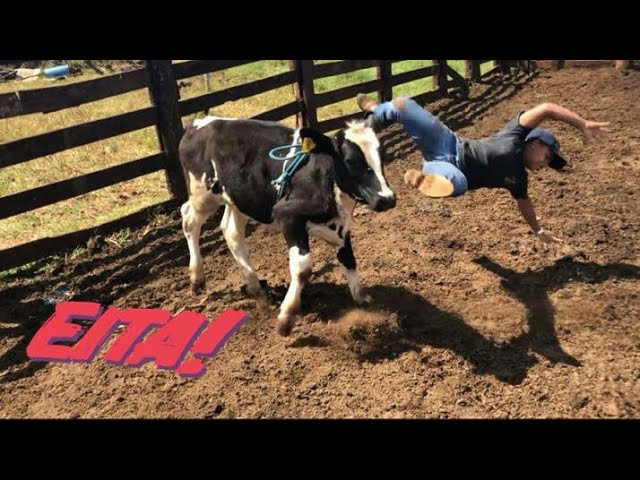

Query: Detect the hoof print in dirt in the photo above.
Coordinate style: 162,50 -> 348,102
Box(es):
264,284 -> 288,303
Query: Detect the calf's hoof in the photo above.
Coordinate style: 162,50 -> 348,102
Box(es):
276,316 -> 294,337
191,279 -> 206,294
355,293 -> 373,305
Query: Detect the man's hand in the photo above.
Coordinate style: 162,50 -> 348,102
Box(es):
581,120 -> 610,141
538,231 -> 564,244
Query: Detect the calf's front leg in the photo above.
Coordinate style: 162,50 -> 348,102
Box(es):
277,218 -> 312,336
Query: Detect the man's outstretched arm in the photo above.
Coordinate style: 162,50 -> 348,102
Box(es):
519,102 -> 610,140
516,197 -> 564,244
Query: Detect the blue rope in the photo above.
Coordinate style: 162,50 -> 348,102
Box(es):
268,144 -> 302,161
268,144 -> 309,199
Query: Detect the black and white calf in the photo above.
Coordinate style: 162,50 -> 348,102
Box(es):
178,116 -> 395,335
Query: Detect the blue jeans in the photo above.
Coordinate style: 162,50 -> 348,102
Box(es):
372,97 -> 468,196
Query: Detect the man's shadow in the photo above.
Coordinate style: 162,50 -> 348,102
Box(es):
294,255 -> 639,384
472,255 -> 640,366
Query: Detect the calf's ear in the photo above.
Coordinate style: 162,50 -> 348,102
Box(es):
363,112 -> 383,133
332,129 -> 345,152
300,128 -> 335,155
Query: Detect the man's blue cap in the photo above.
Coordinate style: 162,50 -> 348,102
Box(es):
525,128 -> 567,170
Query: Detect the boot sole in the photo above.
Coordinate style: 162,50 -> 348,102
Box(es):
404,169 -> 454,198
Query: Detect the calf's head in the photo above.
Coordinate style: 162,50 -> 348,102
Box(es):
301,122 -> 395,212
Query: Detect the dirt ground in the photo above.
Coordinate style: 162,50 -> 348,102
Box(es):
1,67 -> 639,418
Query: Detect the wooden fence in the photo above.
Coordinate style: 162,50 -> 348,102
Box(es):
0,59 -> 506,271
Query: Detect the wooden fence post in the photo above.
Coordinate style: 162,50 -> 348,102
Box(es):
465,60 -> 481,81
377,60 -> 393,102
432,60 -> 448,96
202,73 -> 210,116
493,60 -> 509,74
299,60 -> 318,129
145,60 -> 188,201
288,60 -> 306,128
497,60 -> 511,75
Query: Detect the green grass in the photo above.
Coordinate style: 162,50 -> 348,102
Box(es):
105,227 -> 132,248
0,70 -> 171,250
0,59 -> 488,266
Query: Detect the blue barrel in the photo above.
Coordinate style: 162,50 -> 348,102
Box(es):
44,64 -> 70,78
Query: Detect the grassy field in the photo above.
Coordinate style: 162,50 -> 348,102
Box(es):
0,60 -> 493,277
